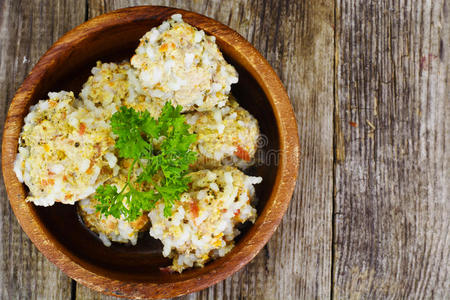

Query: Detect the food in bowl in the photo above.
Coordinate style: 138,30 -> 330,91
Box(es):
186,97 -> 260,170
131,14 -> 238,112
13,14 -> 262,272
149,166 -> 261,272
80,61 -> 164,119
78,169 -> 150,246
14,91 -> 117,206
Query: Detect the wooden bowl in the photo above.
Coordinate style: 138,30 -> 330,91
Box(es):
2,6 -> 299,299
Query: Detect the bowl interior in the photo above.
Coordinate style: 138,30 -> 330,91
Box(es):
28,17 -> 280,282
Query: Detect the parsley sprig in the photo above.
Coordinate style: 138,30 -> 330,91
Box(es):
95,103 -> 197,221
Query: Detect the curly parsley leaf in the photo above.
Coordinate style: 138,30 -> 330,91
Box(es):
110,106 -> 156,159
95,103 -> 197,221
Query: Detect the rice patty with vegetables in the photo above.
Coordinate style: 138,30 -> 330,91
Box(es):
148,166 -> 262,273
80,61 -> 163,118
78,171 -> 149,246
131,14 -> 238,112
14,91 -> 117,206
186,98 -> 259,170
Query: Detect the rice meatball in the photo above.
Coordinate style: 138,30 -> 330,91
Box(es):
148,166 -> 262,273
78,173 -> 149,246
14,91 -> 117,206
80,61 -> 163,118
186,98 -> 260,170
131,14 -> 238,112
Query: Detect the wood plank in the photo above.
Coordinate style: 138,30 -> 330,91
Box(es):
334,0 -> 449,298
0,0 -> 85,299
78,0 -> 334,299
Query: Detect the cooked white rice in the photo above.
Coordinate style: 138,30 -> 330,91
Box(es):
80,61 -> 163,118
131,14 -> 238,112
148,166 -> 262,272
186,98 -> 260,170
14,91 -> 117,206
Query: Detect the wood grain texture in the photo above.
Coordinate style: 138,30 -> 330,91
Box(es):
0,1 -> 84,299
78,0 -> 334,299
333,0 -> 449,298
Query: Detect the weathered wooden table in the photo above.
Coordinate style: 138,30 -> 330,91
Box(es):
0,0 -> 448,299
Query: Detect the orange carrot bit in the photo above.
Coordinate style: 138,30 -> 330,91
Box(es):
64,193 -> 73,200
41,178 -> 55,186
63,175 -> 68,182
190,200 -> 199,219
234,209 -> 241,217
159,43 -> 169,52
234,145 -> 251,161
86,160 -> 95,174
78,122 -> 86,135
349,121 -> 358,127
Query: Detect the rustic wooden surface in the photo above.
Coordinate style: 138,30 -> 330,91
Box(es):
0,0 -> 447,299
333,1 -> 449,298
0,1 -> 84,299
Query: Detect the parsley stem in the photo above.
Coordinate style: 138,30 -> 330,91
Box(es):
116,182 -> 129,198
113,158 -> 137,199
128,158 -> 138,183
